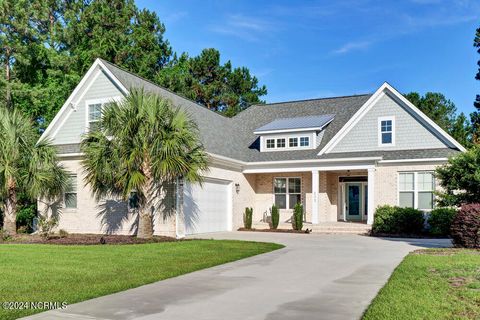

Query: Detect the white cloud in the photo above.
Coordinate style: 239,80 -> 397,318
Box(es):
209,14 -> 276,42
332,40 -> 373,54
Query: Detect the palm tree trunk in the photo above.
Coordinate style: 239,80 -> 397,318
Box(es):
3,179 -> 17,234
137,157 -> 154,239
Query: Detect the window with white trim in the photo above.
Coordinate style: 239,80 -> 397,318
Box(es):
289,137 -> 298,147
276,138 -> 286,148
299,136 -> 310,147
274,177 -> 301,209
88,103 -> 102,131
379,117 -> 394,145
266,139 -> 275,149
64,174 -> 78,209
399,172 -> 435,210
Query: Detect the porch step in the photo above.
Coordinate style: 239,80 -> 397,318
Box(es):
251,222 -> 371,235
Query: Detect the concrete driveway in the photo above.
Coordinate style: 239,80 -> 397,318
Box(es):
24,232 -> 450,320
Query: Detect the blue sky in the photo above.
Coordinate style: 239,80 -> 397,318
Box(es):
136,0 -> 480,116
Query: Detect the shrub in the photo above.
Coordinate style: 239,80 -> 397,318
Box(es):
16,204 -> 36,233
37,216 -> 59,239
372,205 -> 424,235
244,207 -> 253,229
428,208 -> 457,236
0,229 -> 12,241
58,229 -> 69,238
293,203 -> 303,231
450,203 -> 480,248
270,204 -> 279,229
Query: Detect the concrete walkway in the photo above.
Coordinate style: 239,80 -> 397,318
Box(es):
24,232 -> 450,320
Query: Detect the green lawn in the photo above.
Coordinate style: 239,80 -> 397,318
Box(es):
363,249 -> 480,320
0,240 -> 283,320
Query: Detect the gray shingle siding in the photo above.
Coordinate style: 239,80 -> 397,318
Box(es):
331,92 -> 449,153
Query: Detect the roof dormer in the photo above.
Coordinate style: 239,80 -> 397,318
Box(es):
255,114 -> 335,152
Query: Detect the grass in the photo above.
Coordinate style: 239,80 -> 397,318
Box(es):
0,240 -> 283,320
363,249 -> 480,320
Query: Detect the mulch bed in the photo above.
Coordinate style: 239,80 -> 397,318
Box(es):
238,228 -> 309,234
0,234 -> 177,245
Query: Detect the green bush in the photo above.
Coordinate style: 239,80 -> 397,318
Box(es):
270,204 -> 279,229
293,203 -> 303,231
16,204 -> 36,233
37,216 -> 59,240
372,205 -> 424,235
428,208 -> 456,236
244,207 -> 253,229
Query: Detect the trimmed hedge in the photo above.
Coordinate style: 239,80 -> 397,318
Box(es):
372,205 -> 424,235
293,203 -> 303,231
270,204 -> 279,229
244,207 -> 253,229
450,203 -> 480,248
427,207 -> 456,236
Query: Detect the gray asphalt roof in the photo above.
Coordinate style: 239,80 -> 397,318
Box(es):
254,114 -> 335,133
97,59 -> 461,163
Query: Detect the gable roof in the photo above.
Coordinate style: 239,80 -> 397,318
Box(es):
45,59 -> 463,163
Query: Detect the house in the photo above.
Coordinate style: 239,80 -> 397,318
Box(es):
38,58 -> 465,237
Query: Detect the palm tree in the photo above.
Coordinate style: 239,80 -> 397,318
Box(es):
81,90 -> 209,239
0,108 -> 68,234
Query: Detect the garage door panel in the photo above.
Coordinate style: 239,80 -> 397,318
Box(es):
184,179 -> 231,235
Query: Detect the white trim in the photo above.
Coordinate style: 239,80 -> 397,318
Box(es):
311,170 -> 319,224
39,58 -> 128,143
243,164 -> 375,174
246,156 -> 382,166
318,82 -> 466,155
378,158 -> 448,164
377,116 -> 395,147
367,168 -> 375,224
272,176 -> 302,210
397,171 -> 436,210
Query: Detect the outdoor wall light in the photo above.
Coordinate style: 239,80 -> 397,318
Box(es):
235,183 -> 240,193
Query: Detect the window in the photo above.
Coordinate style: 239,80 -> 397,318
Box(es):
128,191 -> 139,210
379,117 -> 394,145
299,136 -> 310,147
276,138 -> 286,148
266,139 -> 275,149
289,137 -> 298,147
88,103 -> 102,131
64,174 -> 77,209
274,177 -> 301,209
399,172 -> 435,210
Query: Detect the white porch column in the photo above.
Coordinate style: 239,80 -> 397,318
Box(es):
311,170 -> 319,224
367,168 -> 375,225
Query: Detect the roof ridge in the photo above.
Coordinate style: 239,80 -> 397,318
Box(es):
98,58 -> 230,119
254,93 -> 372,107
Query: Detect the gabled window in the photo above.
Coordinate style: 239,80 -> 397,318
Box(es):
378,116 -> 395,146
88,103 -> 102,131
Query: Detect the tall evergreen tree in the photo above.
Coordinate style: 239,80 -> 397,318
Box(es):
472,26 -> 480,143
157,48 -> 267,116
405,92 -> 471,147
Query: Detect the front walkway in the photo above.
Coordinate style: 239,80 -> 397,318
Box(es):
24,232 -> 450,320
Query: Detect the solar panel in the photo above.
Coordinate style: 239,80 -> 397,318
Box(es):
254,114 -> 335,133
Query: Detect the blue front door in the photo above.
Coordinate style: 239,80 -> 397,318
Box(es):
346,183 -> 361,221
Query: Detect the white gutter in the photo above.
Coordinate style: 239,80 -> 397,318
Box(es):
378,158 -> 448,164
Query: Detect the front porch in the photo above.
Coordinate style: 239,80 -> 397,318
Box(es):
244,165 -> 376,231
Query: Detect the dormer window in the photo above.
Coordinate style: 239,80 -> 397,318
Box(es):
289,137 -> 298,147
276,138 -> 286,148
266,139 -> 275,149
300,136 -> 310,147
378,116 -> 395,146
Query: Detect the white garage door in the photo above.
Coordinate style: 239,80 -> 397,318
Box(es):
184,178 -> 231,235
